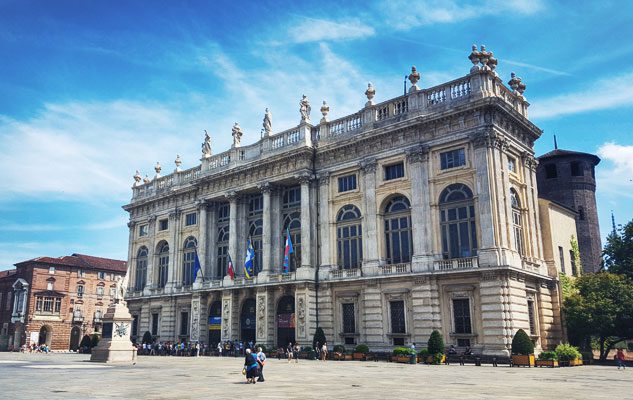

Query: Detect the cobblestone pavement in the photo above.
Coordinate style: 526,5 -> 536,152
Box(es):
0,352 -> 630,399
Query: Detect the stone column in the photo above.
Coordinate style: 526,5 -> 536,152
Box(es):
495,142 -> 513,265
317,172 -> 332,279
167,210 -> 181,289
225,191 -> 238,283
206,204 -> 217,278
260,182 -> 272,275
471,130 -> 500,266
361,159 -> 379,273
196,200 -> 208,283
146,216 -> 157,290
271,188 -> 282,273
126,221 -> 136,292
221,291 -> 233,341
406,146 -> 433,272
297,174 -> 313,278
255,290 -> 269,344
189,294 -> 202,343
523,154 -> 543,261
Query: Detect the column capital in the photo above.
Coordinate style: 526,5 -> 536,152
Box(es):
168,209 -> 182,220
148,215 -> 157,223
297,173 -> 313,185
317,172 -> 330,186
224,190 -> 239,201
405,145 -> 429,164
521,151 -> 538,171
360,158 -> 377,174
258,181 -> 273,194
470,127 -> 502,149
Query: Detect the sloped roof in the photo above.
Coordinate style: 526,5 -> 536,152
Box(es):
15,254 -> 126,273
538,149 -> 600,165
0,269 -> 16,278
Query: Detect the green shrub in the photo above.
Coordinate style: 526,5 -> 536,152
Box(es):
393,347 -> 416,356
417,348 -> 430,357
428,330 -> 445,355
537,351 -> 558,361
91,333 -> 100,348
432,352 -> 445,365
555,343 -> 581,361
354,344 -> 369,354
142,331 -> 153,344
313,327 -> 327,350
333,344 -> 346,354
80,335 -> 92,350
511,329 -> 534,355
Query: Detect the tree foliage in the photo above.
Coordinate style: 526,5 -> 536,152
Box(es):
312,327 -> 326,350
603,220 -> 633,279
570,235 -> 582,275
511,329 -> 534,355
563,272 -> 633,361
427,330 -> 445,355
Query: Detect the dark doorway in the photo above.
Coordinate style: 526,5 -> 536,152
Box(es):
39,326 -> 51,346
69,326 -> 81,351
240,298 -> 256,343
276,295 -> 295,347
208,301 -> 222,348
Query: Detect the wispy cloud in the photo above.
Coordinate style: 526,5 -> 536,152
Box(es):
529,72 -> 633,119
504,59 -> 570,76
0,216 -> 128,232
596,142 -> 633,199
287,16 -> 375,43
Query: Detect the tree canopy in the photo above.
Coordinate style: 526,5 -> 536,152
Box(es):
563,272 -> 633,361
603,220 -> 633,279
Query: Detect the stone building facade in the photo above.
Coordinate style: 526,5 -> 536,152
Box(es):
536,149 -> 602,273
0,254 -> 126,351
124,46 -> 565,356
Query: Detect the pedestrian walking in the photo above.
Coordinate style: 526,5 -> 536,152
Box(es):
243,348 -> 259,384
287,342 -> 294,363
294,343 -> 300,363
321,342 -> 328,361
616,348 -> 626,370
256,346 -> 266,382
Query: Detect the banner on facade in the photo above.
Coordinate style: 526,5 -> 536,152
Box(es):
208,316 -> 221,331
277,313 -> 295,329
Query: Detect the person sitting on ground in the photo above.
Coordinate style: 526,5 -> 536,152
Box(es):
243,348 -> 259,384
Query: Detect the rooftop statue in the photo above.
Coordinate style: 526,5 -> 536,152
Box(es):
202,130 -> 212,157
263,108 -> 272,136
299,95 -> 311,122
232,122 -> 243,148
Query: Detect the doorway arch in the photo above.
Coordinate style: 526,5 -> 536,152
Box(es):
276,295 -> 295,347
69,326 -> 81,351
39,325 -> 52,347
208,301 -> 222,348
240,298 -> 256,343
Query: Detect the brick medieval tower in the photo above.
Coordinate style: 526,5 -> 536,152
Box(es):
536,149 -> 602,273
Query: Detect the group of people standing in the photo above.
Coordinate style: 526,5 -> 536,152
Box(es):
243,346 -> 266,384
137,341 -> 205,356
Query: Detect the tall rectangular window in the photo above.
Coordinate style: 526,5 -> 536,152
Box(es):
338,175 -> 357,193
440,148 -> 466,170
390,300 -> 406,334
384,163 -> 405,180
77,285 -> 84,298
159,219 -> 169,231
342,303 -> 356,333
5,292 -> 11,311
570,161 -> 583,176
507,157 -> 516,173
185,212 -> 197,226
545,164 -> 557,179
558,246 -> 565,273
138,225 -> 148,237
179,312 -> 189,336
96,286 -> 104,297
151,313 -> 159,336
453,298 -> 472,334
98,271 -> 106,280
527,299 -> 536,335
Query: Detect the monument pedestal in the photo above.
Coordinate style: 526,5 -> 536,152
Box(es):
90,302 -> 137,364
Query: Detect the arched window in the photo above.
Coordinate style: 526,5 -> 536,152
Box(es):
216,225 -> 229,279
282,211 -> 301,272
182,237 -> 197,286
384,196 -> 412,264
135,247 -> 148,291
336,205 -> 363,269
439,184 -> 477,259
510,189 -> 525,256
157,242 -> 169,288
249,219 -> 263,275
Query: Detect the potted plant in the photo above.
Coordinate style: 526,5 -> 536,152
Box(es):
427,330 -> 446,365
511,329 -> 535,367
535,351 -> 559,367
302,345 -> 316,360
333,345 -> 346,361
353,344 -> 369,360
391,347 -> 415,363
555,343 -> 583,367
417,348 -> 429,364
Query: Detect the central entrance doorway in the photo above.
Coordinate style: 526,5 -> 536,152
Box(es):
276,295 -> 295,347
240,298 -> 256,344
208,301 -> 222,348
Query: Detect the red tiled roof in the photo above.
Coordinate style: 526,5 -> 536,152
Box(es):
15,254 -> 126,273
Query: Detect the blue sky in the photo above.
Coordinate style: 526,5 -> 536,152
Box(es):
1,0 -> 632,270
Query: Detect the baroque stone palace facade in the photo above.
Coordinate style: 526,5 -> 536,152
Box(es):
124,46 -> 565,356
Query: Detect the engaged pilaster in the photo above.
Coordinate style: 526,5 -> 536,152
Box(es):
361,158 -> 379,273
406,146 -> 433,271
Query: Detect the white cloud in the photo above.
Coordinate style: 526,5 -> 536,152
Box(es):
287,17 -> 375,43
596,142 -> 633,199
378,0 -> 544,30
529,72 -> 633,119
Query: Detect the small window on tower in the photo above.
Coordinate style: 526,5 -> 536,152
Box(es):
545,164 -> 557,179
570,161 -> 583,176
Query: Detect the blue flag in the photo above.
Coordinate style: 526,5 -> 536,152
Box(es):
193,250 -> 202,282
283,228 -> 294,274
244,239 -> 255,279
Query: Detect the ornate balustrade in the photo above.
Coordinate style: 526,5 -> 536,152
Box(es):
433,257 -> 479,271
380,263 -> 411,275
330,268 -> 361,280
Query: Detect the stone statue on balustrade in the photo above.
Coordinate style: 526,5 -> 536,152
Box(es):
201,130 -> 212,158
232,122 -> 243,148
299,95 -> 311,122
263,108 -> 272,136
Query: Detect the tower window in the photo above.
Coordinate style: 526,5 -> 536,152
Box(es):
578,206 -> 585,221
545,164 -> 557,179
570,161 -> 583,176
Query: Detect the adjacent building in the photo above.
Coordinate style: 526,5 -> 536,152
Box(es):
123,46 -> 572,356
0,254 -> 127,351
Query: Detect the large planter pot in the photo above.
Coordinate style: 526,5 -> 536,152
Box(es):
568,358 -> 583,367
392,355 -> 411,363
535,359 -> 559,368
425,354 -> 446,365
512,354 -> 535,367
344,354 -> 353,361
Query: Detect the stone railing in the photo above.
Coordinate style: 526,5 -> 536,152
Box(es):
380,263 -> 411,275
433,257 -> 479,271
330,268 -> 361,279
131,69 -> 526,201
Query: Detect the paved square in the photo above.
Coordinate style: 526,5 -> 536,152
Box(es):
0,353 -> 629,399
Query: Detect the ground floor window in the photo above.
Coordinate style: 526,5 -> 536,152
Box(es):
342,303 -> 355,334
151,313 -> 159,336
390,300 -> 406,334
452,298 -> 471,334
527,299 -> 537,335
179,311 -> 189,337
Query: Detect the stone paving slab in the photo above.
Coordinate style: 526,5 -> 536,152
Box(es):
0,353 -> 630,400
